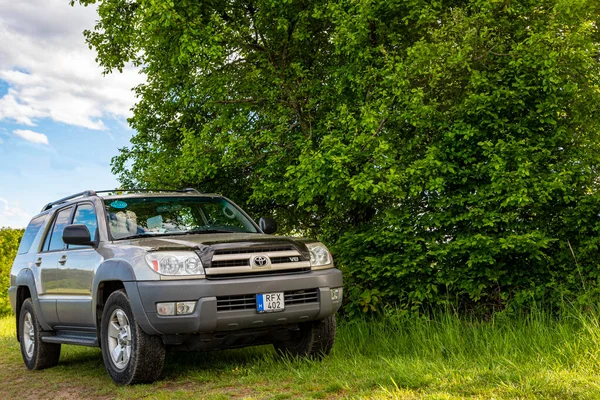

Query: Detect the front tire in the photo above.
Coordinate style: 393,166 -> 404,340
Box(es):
100,290 -> 165,384
19,298 -> 61,370
274,315 -> 336,359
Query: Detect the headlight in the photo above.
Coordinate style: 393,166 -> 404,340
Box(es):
145,251 -> 205,276
306,242 -> 333,268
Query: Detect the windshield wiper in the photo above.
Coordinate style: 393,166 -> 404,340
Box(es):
115,229 -> 235,240
185,229 -> 235,234
115,232 -> 177,240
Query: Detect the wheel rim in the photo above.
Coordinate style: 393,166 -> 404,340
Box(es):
107,309 -> 132,370
22,311 -> 35,359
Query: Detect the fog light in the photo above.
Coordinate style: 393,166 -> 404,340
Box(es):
156,302 -> 175,316
331,287 -> 342,301
176,301 -> 196,315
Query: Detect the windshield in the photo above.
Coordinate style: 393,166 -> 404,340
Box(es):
104,196 -> 258,239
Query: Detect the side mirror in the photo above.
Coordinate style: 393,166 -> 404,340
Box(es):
63,224 -> 94,246
259,217 -> 277,234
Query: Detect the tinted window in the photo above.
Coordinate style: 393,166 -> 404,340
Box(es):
69,203 -> 98,249
46,207 -> 73,252
17,215 -> 48,254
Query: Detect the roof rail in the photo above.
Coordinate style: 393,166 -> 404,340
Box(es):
181,188 -> 201,193
93,188 -> 202,195
41,190 -> 96,212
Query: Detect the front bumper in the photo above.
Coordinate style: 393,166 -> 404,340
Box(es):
133,269 -> 343,335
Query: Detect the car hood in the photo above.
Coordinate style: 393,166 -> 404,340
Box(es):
116,232 -> 307,251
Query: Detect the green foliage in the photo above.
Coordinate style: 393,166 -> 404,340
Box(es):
75,0 -> 600,314
0,228 -> 23,315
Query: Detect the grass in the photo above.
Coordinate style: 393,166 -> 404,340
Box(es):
1,308 -> 600,399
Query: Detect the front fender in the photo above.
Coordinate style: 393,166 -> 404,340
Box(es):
92,260 -> 160,335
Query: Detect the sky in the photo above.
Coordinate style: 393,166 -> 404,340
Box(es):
0,0 -> 144,228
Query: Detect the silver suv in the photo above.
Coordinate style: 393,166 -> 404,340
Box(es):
8,189 -> 343,384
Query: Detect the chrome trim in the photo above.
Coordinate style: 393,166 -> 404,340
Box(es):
206,261 -> 310,275
211,250 -> 301,262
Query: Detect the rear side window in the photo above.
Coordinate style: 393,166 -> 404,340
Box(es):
44,207 -> 73,252
17,215 -> 48,254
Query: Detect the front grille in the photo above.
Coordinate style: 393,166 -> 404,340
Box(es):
211,259 -> 249,268
206,243 -> 310,277
270,256 -> 301,264
216,288 -> 319,312
217,294 -> 256,311
214,246 -> 296,255
207,268 -> 311,280
285,288 -> 319,305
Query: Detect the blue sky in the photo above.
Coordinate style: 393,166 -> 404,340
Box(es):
0,0 -> 143,227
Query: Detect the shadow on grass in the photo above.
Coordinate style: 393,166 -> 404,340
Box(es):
162,345 -> 276,378
58,346 -> 102,365
49,341 -> 279,380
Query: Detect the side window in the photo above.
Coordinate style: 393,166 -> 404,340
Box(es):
45,207 -> 73,252
17,215 -> 48,254
69,203 -> 98,249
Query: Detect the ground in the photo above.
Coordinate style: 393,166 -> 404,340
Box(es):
1,311 -> 600,399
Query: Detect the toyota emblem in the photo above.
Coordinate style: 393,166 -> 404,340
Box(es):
252,255 -> 270,268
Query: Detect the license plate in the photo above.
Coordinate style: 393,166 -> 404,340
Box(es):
256,292 -> 285,313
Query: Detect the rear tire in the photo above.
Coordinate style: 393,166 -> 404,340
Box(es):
19,298 -> 61,370
100,289 -> 165,384
274,315 -> 336,359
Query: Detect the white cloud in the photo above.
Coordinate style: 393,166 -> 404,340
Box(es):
0,197 -> 31,228
0,89 -> 46,126
13,129 -> 49,145
0,0 -> 144,131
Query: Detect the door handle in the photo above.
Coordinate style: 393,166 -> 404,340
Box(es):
35,258 -> 42,267
58,255 -> 67,265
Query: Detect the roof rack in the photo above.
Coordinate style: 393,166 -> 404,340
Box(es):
41,188 -> 201,212
41,190 -> 96,212
94,188 -> 201,195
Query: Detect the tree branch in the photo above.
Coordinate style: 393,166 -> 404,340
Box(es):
213,98 -> 266,104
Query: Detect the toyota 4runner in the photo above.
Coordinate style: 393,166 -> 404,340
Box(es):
8,189 -> 343,384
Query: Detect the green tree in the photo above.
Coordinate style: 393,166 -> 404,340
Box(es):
75,0 -> 600,313
0,228 -> 24,314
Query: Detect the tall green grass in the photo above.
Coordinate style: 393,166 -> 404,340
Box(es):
2,307 -> 600,398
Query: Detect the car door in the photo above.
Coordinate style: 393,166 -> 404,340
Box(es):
35,206 -> 74,327
55,202 -> 103,327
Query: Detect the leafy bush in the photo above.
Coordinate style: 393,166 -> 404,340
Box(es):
75,0 -> 600,315
0,228 -> 23,315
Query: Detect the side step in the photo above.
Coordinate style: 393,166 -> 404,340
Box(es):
41,331 -> 99,347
